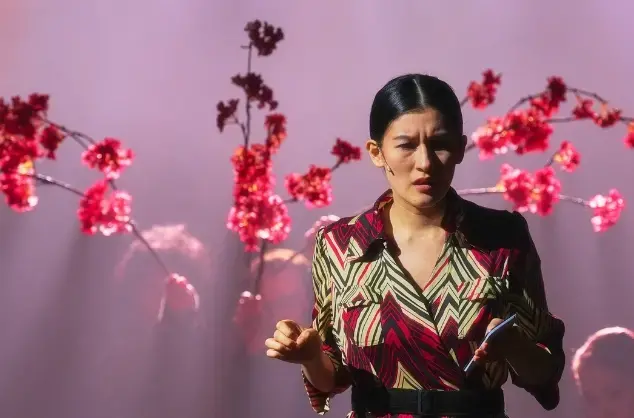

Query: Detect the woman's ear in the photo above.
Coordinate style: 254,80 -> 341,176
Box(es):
366,139 -> 385,168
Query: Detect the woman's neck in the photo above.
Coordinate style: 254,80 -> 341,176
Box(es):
386,194 -> 448,240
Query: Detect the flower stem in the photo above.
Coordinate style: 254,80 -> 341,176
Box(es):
253,239 -> 267,294
243,42 -> 254,147
456,186 -> 591,208
558,194 -> 590,206
455,187 -> 501,196
127,221 -> 173,277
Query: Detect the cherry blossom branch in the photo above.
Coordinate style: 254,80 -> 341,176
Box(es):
461,72 -> 634,155
0,94 -> 186,307
242,43 -> 254,145
457,167 -> 623,233
452,71 -> 629,232
558,194 -> 589,206
254,239 -> 267,292
30,172 -> 173,277
35,117 -> 176,272
456,186 -> 590,207
218,21 -> 362,301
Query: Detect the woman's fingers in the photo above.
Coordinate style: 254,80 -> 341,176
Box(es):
276,319 -> 302,339
266,348 -> 287,360
473,345 -> 489,364
274,329 -> 298,348
265,337 -> 291,353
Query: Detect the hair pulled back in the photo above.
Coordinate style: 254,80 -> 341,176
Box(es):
369,74 -> 463,145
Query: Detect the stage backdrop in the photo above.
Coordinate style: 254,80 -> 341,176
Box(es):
0,1 -> 633,417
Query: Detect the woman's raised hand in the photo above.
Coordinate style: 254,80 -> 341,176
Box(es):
265,319 -> 323,364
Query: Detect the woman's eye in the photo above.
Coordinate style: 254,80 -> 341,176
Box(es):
429,141 -> 451,151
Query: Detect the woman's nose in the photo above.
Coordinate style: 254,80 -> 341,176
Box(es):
414,147 -> 431,172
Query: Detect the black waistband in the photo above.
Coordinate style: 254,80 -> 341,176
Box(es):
351,387 -> 505,417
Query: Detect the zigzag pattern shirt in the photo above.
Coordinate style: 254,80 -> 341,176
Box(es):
302,189 -> 565,417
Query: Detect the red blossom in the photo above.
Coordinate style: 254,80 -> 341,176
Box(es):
1,96 -> 41,138
331,138 -> 362,163
553,141 -> 580,172
227,193 -> 291,251
38,125 -> 65,159
26,93 -> 50,113
216,99 -> 239,132
81,138 -> 134,180
231,73 -> 278,111
466,69 -> 501,109
572,98 -> 595,120
78,180 -> 132,236
285,165 -> 333,208
498,164 -> 561,216
593,106 -> 621,128
472,109 -> 553,158
0,160 -> 38,211
589,189 -> 624,232
244,20 -> 284,56
531,167 -> 562,216
231,144 -> 273,201
0,95 -> 51,171
0,135 -> 41,172
530,77 -> 567,118
498,164 -> 534,211
264,113 -> 287,152
161,274 -> 199,315
625,124 -> 634,148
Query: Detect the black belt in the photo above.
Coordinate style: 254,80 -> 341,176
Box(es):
351,387 -> 505,417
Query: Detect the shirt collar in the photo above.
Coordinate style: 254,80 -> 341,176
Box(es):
344,187 -> 468,263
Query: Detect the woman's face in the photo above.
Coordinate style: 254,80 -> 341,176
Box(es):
367,108 -> 466,211
579,363 -> 634,418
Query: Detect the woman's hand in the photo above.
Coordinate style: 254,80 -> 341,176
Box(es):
472,317 -> 520,365
265,319 -> 323,365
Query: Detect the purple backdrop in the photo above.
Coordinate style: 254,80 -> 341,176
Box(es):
1,1 -> 633,417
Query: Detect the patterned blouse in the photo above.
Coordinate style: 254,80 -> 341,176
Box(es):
302,189 -> 565,417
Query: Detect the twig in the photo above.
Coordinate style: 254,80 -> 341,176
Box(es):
253,239 -> 267,293
456,186 -> 591,207
240,43 -> 254,146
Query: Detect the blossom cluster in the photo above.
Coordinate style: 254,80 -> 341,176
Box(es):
0,94 -> 134,233
217,21 -> 362,253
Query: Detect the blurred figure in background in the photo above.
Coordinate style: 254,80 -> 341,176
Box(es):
572,326 -> 634,418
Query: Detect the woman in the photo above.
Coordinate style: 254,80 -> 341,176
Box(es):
265,74 -> 565,417
572,327 -> 634,418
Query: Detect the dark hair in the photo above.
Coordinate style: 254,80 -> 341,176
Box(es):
369,74 -> 463,145
572,327 -> 634,384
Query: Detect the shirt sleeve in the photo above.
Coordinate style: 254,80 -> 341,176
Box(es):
505,213 -> 566,411
302,227 -> 352,415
